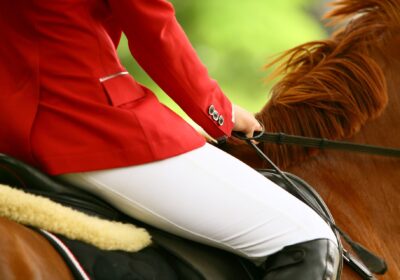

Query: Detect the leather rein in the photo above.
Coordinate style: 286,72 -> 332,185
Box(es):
238,131 -> 400,158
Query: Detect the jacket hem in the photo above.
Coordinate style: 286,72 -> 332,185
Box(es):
39,141 -> 206,176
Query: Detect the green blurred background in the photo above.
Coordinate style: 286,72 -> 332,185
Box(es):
117,0 -> 330,119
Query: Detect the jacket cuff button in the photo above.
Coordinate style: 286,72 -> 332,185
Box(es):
208,105 -> 215,115
218,115 -> 224,126
212,111 -> 219,121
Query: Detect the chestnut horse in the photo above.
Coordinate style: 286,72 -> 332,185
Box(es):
225,0 -> 400,279
1,0 -> 399,279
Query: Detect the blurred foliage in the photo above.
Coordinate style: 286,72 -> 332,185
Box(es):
117,0 -> 328,118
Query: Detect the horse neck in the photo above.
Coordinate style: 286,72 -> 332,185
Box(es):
286,43 -> 400,277
224,35 -> 400,170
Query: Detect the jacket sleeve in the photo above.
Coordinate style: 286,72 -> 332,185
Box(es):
107,0 -> 234,140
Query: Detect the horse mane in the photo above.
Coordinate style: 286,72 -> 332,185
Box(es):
256,0 -> 400,168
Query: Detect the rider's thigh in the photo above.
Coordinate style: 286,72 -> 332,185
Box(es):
58,143 -> 337,260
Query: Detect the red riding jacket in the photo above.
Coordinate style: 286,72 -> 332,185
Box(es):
0,0 -> 234,175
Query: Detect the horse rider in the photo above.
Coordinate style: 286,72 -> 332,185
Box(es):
0,1 -> 340,279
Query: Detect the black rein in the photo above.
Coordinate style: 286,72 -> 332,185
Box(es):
243,132 -> 400,158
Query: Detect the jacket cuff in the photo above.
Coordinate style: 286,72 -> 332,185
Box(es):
203,88 -> 235,140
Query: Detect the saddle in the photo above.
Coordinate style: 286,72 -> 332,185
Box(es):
0,153 -> 350,279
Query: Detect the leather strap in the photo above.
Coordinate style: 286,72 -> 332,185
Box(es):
257,132 -> 400,158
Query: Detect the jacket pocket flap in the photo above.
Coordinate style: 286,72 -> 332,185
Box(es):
101,74 -> 146,107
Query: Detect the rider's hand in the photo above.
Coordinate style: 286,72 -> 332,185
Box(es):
232,104 -> 262,138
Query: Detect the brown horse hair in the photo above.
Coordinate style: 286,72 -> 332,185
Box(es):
255,0 -> 400,169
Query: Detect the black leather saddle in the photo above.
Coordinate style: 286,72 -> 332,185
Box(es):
2,153 -> 380,280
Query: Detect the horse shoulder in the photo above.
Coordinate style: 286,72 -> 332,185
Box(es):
0,217 -> 74,280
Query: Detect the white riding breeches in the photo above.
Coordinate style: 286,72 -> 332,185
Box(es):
58,143 -> 337,261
